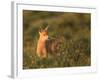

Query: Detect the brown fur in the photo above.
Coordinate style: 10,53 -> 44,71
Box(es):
46,38 -> 62,54
37,26 -> 61,58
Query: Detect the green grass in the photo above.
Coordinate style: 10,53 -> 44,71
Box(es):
23,10 -> 91,69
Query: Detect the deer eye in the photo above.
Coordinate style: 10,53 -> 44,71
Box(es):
43,34 -> 45,36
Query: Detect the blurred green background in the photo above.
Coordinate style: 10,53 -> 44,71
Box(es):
23,10 -> 91,69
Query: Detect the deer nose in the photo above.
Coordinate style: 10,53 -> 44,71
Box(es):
47,37 -> 51,40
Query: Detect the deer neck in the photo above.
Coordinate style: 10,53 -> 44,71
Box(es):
37,37 -> 46,47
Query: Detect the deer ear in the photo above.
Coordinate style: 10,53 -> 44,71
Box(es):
39,26 -> 43,32
45,25 -> 49,30
39,31 -> 41,34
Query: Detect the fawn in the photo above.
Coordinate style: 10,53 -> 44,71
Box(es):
37,26 -> 62,58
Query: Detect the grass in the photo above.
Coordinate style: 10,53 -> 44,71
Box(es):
23,10 -> 91,69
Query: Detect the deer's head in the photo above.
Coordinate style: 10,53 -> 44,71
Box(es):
39,26 -> 49,41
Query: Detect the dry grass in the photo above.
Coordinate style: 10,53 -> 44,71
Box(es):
23,10 -> 91,69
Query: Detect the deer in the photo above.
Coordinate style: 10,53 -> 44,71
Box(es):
37,26 -> 62,58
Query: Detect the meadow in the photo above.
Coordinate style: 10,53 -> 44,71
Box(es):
23,10 -> 91,69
